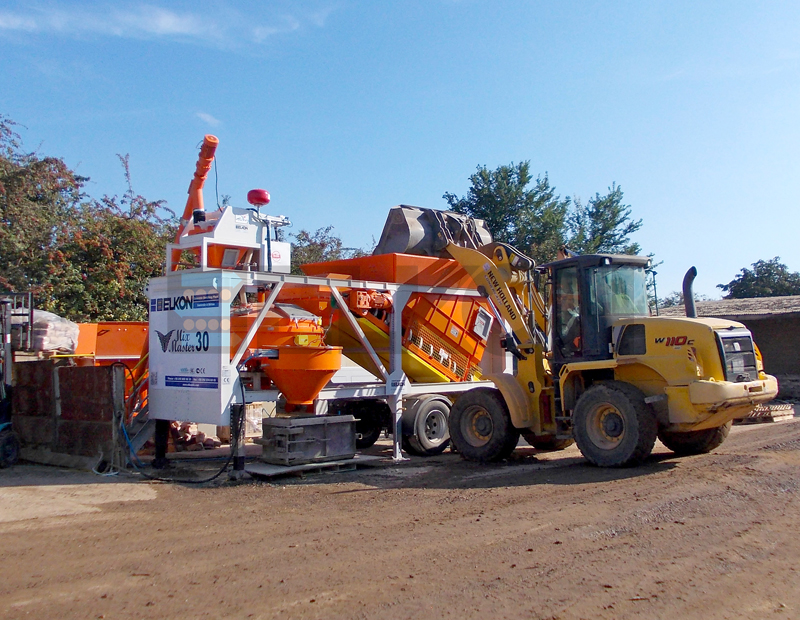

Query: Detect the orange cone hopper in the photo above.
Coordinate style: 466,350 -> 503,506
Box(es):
259,345 -> 343,406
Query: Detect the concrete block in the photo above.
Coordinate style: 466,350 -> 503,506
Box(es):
55,420 -> 113,458
58,366 -> 117,422
19,447 -> 97,471
12,385 -> 52,416
14,360 -> 54,388
12,360 -> 55,417
12,415 -> 55,447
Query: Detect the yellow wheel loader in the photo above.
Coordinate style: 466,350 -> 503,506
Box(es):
446,242 -> 778,466
377,206 -> 778,467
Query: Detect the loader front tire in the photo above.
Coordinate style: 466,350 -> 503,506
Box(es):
449,389 -> 519,462
658,421 -> 731,456
573,382 -> 657,467
520,430 -> 574,451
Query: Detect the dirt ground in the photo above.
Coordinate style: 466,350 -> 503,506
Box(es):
1,419 -> 799,620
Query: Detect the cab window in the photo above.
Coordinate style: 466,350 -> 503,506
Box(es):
555,266 -> 581,358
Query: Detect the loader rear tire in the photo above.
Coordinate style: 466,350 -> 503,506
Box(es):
520,430 -> 574,452
449,389 -> 519,462
658,421 -> 731,456
573,382 -> 657,467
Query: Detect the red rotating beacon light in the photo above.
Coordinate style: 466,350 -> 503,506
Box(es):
247,189 -> 270,207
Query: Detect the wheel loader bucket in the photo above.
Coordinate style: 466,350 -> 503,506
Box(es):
373,205 -> 493,257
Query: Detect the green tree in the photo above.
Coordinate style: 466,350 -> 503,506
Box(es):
290,226 -> 368,275
0,115 -> 84,304
443,164 -> 643,264
53,156 -> 175,321
443,162 -> 570,265
653,290 -> 712,310
718,257 -> 800,299
0,115 -> 173,321
568,183 -> 642,255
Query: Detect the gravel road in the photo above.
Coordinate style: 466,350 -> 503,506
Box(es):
1,419 -> 798,620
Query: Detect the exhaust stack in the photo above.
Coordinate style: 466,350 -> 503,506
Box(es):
683,266 -> 698,318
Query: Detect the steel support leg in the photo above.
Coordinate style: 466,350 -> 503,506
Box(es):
229,404 -> 246,480
152,418 -> 170,469
388,394 -> 406,462
389,289 -> 411,463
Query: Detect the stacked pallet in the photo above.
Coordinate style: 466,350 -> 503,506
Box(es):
735,403 -> 796,425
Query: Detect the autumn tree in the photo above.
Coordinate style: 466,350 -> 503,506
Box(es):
0,115 -> 173,321
54,156 -> 174,321
0,116 -> 84,306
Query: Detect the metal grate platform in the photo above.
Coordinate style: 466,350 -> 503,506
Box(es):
245,454 -> 384,479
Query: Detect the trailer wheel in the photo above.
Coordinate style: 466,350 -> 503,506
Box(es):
520,430 -> 574,451
449,389 -> 519,462
573,382 -> 656,467
403,396 -> 450,456
353,401 -> 389,449
658,421 -> 731,456
0,429 -> 20,468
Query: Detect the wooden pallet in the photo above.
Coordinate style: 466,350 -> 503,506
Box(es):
735,403 -> 796,425
245,454 -> 384,480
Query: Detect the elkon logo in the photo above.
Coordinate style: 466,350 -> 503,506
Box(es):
151,295 -> 194,313
150,292 -> 220,313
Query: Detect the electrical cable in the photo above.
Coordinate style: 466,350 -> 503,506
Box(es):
119,400 -> 244,485
112,362 -> 247,485
214,158 -> 221,210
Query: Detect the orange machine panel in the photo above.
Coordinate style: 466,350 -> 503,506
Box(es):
76,322 -> 149,367
300,253 -> 476,289
280,253 -> 492,383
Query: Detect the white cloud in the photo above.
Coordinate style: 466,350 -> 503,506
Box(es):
252,15 -> 300,43
0,2 -> 338,48
308,5 -> 337,28
113,6 -> 211,37
0,13 -> 38,31
196,112 -> 221,127
0,5 -> 216,39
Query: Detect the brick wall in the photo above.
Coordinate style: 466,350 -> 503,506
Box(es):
12,361 -> 124,459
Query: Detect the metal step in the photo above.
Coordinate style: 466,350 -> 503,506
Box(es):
128,419 -> 156,454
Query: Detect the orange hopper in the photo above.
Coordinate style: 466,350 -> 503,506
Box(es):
257,346 -> 342,406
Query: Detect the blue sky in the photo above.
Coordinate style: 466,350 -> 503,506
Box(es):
1,1 -> 798,298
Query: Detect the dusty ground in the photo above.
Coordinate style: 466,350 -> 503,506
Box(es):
1,420 -> 799,620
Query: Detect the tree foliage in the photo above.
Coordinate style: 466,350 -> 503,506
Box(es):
0,115 -> 174,321
654,290 -> 711,310
718,257 -> 800,299
0,116 -> 84,301
443,162 -> 642,264
568,183 -> 642,255
443,162 -> 570,265
290,226 -> 369,275
55,156 -> 174,320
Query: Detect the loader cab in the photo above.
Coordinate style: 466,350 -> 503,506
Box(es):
546,254 -> 650,370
